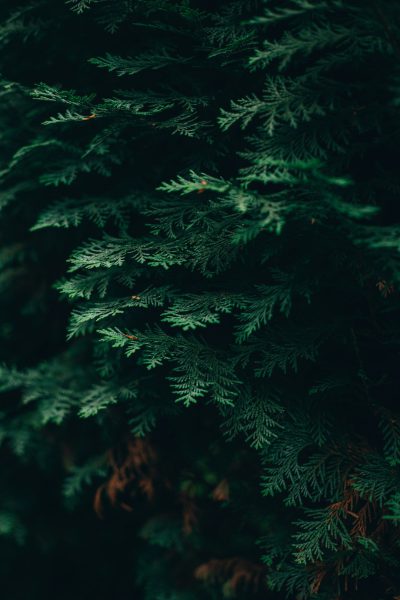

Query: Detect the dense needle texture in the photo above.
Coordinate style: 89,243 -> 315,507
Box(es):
1,1 -> 400,599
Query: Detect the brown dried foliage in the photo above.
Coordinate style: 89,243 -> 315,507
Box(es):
94,437 -> 158,517
309,477 -> 397,596
328,481 -> 383,540
309,564 -> 328,595
180,492 -> 199,534
212,478 -> 230,502
194,557 -> 266,595
376,279 -> 395,298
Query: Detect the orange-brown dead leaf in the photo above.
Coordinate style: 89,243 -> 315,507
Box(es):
194,557 -> 266,594
212,478 -> 230,502
377,279 -> 395,298
310,564 -> 328,595
123,333 -> 138,341
197,180 -> 208,194
181,493 -> 199,534
81,113 -> 96,121
94,438 -> 158,517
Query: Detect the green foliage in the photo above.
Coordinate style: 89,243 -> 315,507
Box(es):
293,507 -> 353,564
1,0 -> 400,599
63,456 -> 107,506
89,50 -> 191,77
